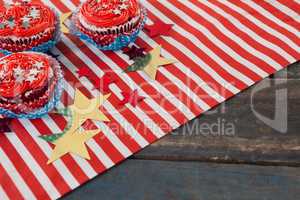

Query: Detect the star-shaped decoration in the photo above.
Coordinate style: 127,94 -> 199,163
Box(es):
29,7 -> 40,19
7,17 -> 15,29
60,12 -> 72,34
29,68 -> 39,76
33,61 -> 44,69
15,75 -> 25,83
26,75 -> 36,83
13,66 -> 24,78
0,22 -> 5,29
0,70 -> 5,80
119,4 -> 128,10
69,89 -> 111,124
145,20 -> 174,38
142,46 -> 176,80
123,45 -> 145,60
113,8 -> 121,15
119,89 -> 145,107
22,21 -> 30,29
93,73 -> 118,94
77,67 -> 91,78
47,121 -> 99,164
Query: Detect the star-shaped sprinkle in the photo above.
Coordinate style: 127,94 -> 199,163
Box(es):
22,21 -> 30,29
29,7 -> 40,19
13,66 -> 24,78
69,89 -> 111,124
7,17 -> 15,29
47,123 -> 99,164
93,73 -> 118,94
33,61 -> 44,69
119,4 -> 128,10
15,75 -> 25,83
26,75 -> 36,83
29,68 -> 39,76
142,45 -> 176,79
119,89 -> 145,107
0,70 -> 5,80
113,8 -> 121,15
77,67 -> 91,78
123,45 -> 145,60
0,22 -> 5,29
145,20 -> 174,37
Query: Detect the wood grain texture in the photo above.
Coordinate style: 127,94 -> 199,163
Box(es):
134,63 -> 300,166
62,160 -> 300,200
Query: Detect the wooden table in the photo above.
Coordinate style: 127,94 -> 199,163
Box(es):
62,63 -> 300,200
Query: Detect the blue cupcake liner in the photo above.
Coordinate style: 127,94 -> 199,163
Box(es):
0,53 -> 63,119
71,8 -> 147,51
0,9 -> 61,56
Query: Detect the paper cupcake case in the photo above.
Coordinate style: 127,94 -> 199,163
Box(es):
0,9 -> 61,56
70,7 -> 148,51
0,53 -> 63,119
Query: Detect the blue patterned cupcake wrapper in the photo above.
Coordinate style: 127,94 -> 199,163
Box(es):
71,8 -> 147,51
0,9 -> 61,56
0,53 -> 63,119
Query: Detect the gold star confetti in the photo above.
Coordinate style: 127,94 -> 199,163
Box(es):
143,46 -> 176,79
69,89 -> 110,124
60,12 -> 72,34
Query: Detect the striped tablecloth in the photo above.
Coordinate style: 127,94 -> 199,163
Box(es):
1,0 -> 300,199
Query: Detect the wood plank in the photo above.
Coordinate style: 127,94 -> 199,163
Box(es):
134,63 -> 300,166
62,160 -> 300,200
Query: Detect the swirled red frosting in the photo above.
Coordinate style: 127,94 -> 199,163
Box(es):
80,0 -> 140,28
0,52 -> 50,98
0,1 -> 56,37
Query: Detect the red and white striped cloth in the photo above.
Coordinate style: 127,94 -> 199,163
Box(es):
1,0 -> 300,199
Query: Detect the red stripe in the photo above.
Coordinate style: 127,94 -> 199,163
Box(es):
0,165 -> 24,200
210,0 -> 291,65
277,0 -> 300,15
11,120 -> 69,195
147,3 -> 257,87
148,0 -> 249,94
59,60 -> 157,144
65,35 -> 192,121
184,0 -> 282,75
228,0 -> 300,58
30,118 -> 91,183
0,133 -> 50,200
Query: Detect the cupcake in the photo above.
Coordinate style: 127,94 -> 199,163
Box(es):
0,52 -> 62,118
0,1 -> 59,54
73,0 -> 146,50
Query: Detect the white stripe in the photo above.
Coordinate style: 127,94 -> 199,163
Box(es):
142,0 -> 239,97
5,134 -> 61,199
92,122 -> 132,158
19,119 -> 79,189
271,0 -> 300,23
0,150 -> 36,200
0,186 -> 9,200
60,83 -> 122,166
60,35 -> 187,126
176,0 -> 271,77
244,0 -> 300,41
56,52 -> 149,148
146,1 -> 262,83
234,0 -> 300,52
217,0 -> 296,63
52,0 -> 201,124
40,113 -> 100,176
162,0 -> 285,70
56,37 -> 180,138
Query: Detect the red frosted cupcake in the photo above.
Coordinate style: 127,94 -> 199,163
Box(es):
75,0 -> 144,46
0,52 -> 61,114
0,1 -> 58,52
